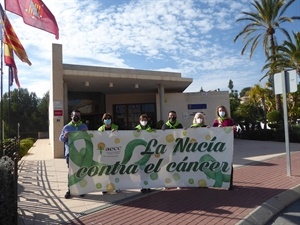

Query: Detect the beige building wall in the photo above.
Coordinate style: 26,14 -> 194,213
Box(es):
50,44 -> 65,158
157,91 -> 230,128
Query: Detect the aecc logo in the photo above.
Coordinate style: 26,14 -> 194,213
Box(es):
105,146 -> 122,151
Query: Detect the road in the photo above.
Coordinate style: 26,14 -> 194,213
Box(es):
267,198 -> 300,225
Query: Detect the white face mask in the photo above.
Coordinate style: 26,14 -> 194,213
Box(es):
219,111 -> 225,117
140,121 -> 147,126
196,118 -> 203,124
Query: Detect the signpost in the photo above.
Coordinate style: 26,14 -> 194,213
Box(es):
274,70 -> 298,176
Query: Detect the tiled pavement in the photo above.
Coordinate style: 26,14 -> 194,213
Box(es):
18,139 -> 300,225
65,152 -> 300,225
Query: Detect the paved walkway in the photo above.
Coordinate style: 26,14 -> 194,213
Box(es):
17,139 -> 300,225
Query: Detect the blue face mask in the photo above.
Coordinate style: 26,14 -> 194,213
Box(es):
104,119 -> 111,125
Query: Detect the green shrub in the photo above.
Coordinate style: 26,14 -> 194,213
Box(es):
239,129 -> 275,141
19,138 -> 36,158
266,110 -> 282,122
20,139 -> 35,149
19,144 -> 28,158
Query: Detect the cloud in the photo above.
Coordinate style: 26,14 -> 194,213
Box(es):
0,0 -> 298,98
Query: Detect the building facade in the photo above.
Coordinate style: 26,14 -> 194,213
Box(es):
50,44 -> 230,158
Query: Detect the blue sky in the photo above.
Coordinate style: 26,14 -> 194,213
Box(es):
1,0 -> 299,98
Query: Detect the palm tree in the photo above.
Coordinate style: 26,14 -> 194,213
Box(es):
263,32 -> 300,123
234,0 -> 300,113
246,84 -> 272,128
263,32 -> 300,75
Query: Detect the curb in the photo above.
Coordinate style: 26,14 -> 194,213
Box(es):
236,184 -> 300,225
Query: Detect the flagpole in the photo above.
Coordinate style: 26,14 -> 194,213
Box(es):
8,67 -> 10,138
0,28 -> 3,157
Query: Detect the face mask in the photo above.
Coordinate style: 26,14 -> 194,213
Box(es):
196,118 -> 202,124
73,116 -> 80,122
104,119 -> 111,125
169,116 -> 176,122
219,111 -> 225,117
140,121 -> 147,126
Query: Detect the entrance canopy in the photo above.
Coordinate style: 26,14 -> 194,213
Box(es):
63,64 -> 193,94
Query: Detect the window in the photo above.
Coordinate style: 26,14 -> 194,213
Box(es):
113,103 -> 156,130
68,92 -> 105,130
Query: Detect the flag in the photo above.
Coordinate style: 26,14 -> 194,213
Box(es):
5,0 -> 59,39
4,42 -> 21,88
0,4 -> 30,88
0,4 -> 31,66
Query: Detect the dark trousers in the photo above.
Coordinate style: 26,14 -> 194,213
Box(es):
66,154 -> 70,190
229,165 -> 234,190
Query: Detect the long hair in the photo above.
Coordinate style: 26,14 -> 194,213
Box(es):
216,105 -> 230,118
193,112 -> 205,124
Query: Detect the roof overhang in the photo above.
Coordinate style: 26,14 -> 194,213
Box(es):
63,64 -> 193,94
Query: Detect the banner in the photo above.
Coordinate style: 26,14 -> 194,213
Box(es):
69,128 -> 234,195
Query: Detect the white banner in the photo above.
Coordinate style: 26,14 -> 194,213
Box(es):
69,127 -> 234,195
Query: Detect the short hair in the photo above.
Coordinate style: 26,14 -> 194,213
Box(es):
102,113 -> 113,121
139,114 -> 148,120
168,110 -> 176,114
71,110 -> 81,116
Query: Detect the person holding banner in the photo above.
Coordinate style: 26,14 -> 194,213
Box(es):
98,113 -> 119,131
162,110 -> 183,190
212,105 -> 235,127
98,113 -> 120,194
135,114 -> 154,132
59,110 -> 88,199
161,110 -> 183,130
212,105 -> 235,190
135,114 -> 154,193
190,112 -> 208,128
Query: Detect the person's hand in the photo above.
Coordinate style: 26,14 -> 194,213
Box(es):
64,132 -> 69,138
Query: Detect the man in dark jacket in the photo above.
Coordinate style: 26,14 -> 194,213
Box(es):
161,110 -> 183,130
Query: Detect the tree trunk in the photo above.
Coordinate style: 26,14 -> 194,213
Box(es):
275,94 -> 283,115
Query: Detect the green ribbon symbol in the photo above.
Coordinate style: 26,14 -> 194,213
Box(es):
68,131 -> 105,186
199,154 -> 231,187
121,139 -> 150,167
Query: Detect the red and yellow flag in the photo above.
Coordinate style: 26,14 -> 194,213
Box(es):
5,43 -> 20,88
0,4 -> 31,88
0,4 -> 31,66
5,0 -> 59,39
